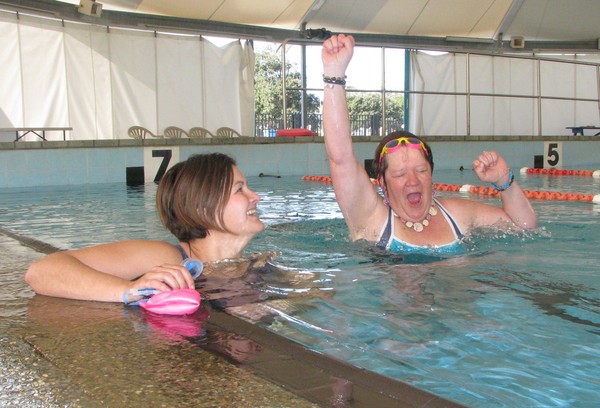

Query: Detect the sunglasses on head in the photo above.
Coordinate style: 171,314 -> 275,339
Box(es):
379,136 -> 429,164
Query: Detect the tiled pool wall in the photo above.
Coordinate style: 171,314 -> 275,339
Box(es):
1,136 -> 599,188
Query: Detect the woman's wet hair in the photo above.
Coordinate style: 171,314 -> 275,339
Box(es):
156,153 -> 236,241
373,131 -> 434,179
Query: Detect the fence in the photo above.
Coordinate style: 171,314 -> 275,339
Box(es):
255,113 -> 403,137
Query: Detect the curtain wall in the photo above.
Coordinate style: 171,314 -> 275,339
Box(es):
410,51 -> 600,136
0,11 -> 254,140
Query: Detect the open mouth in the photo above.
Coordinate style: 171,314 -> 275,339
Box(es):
247,209 -> 257,216
406,192 -> 422,205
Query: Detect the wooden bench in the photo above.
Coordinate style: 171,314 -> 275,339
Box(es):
0,127 -> 73,141
566,126 -> 600,136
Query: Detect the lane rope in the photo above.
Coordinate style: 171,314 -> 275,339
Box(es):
301,175 -> 600,203
520,167 -> 600,178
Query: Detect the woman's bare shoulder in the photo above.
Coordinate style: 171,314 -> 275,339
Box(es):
67,240 -> 181,264
436,197 -> 506,228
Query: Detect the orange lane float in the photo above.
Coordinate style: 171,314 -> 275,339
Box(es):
301,175 -> 332,183
302,175 -> 381,186
520,167 -> 600,178
303,176 -> 600,202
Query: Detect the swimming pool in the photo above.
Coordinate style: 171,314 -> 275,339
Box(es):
1,170 -> 599,407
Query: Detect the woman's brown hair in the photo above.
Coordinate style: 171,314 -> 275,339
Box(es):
156,153 -> 236,242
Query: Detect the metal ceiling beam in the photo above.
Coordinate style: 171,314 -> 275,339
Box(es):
0,0 -> 598,54
494,0 -> 525,41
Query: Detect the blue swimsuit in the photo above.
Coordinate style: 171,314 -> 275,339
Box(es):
376,199 -> 464,254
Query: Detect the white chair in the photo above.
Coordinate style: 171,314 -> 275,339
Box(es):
216,126 -> 241,138
163,126 -> 189,139
128,126 -> 159,139
189,127 -> 214,138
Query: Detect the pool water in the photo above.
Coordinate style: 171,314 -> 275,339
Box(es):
1,171 -> 599,407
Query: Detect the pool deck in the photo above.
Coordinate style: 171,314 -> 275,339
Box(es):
0,133 -> 594,151
0,228 -> 466,407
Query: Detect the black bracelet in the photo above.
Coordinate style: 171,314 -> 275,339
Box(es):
323,75 -> 347,86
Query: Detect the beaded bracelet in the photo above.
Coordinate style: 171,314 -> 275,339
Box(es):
491,169 -> 514,191
323,75 -> 347,86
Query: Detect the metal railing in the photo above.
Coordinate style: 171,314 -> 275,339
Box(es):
255,113 -> 403,137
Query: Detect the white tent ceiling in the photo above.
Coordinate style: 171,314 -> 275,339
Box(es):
4,0 -> 600,52
96,0 -> 599,42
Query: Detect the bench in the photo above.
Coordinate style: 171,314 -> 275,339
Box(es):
566,126 -> 600,136
0,127 -> 73,141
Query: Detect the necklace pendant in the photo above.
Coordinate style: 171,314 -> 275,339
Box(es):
396,204 -> 437,233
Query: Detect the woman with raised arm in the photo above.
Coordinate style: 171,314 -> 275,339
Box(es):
321,34 -> 537,253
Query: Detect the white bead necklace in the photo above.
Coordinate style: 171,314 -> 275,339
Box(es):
396,205 -> 438,233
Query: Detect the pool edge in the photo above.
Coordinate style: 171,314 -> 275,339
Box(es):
4,228 -> 466,408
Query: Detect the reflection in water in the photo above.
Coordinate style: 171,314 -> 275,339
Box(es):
196,251 -> 334,313
143,306 -> 208,340
331,377 -> 353,408
190,329 -> 263,364
19,295 -> 310,406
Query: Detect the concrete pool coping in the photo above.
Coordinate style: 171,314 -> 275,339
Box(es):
1,228 -> 465,407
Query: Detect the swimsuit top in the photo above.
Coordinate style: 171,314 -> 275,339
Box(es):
376,199 -> 464,254
175,244 -> 188,260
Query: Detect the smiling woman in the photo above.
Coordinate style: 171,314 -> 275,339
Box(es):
321,34 -> 538,254
24,153 -> 266,303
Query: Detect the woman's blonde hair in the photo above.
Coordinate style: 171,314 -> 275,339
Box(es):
156,153 -> 236,241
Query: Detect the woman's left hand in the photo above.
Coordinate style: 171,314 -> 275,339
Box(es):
472,151 -> 511,185
132,263 -> 195,293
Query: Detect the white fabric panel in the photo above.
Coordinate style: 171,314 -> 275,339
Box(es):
540,60 -> 592,134
509,98 -> 537,135
0,11 -> 254,140
239,40 -> 256,137
156,33 -> 204,133
89,27 -> 114,139
63,23 -> 95,140
469,56 -> 495,135
19,15 -> 68,140
411,50 -> 598,136
0,13 -> 22,128
574,64 -> 598,100
64,23 -> 113,139
410,51 -> 467,136
469,55 -> 493,94
110,28 -> 158,137
508,58 -> 537,96
574,100 -> 599,127
572,63 -> 599,130
539,60 -> 599,134
542,99 -> 575,135
505,58 -> 538,136
470,56 -> 538,135
202,40 -> 245,134
541,60 -> 575,98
